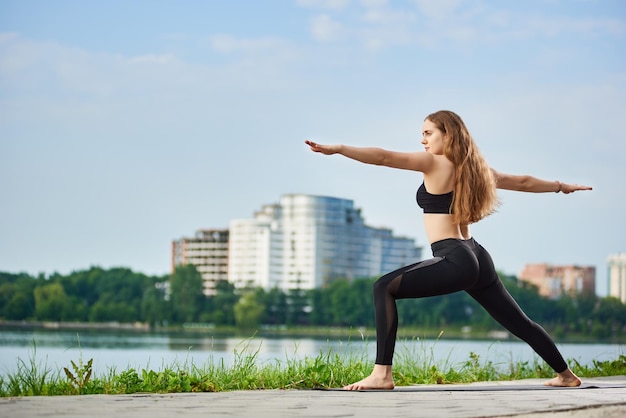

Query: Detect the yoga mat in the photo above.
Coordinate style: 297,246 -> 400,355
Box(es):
314,382 -> 626,392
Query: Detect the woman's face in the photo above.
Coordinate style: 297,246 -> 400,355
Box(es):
421,119 -> 446,155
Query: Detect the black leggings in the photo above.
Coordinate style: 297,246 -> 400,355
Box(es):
373,237 -> 568,373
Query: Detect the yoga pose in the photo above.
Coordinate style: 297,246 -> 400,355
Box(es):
305,110 -> 592,390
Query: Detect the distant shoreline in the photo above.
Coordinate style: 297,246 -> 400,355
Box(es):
2,320 -> 624,344
0,320 -> 150,332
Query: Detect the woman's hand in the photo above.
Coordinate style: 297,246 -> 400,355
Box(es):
305,140 -> 341,155
559,182 -> 593,194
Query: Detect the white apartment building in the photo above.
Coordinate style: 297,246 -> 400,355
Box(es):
228,194 -> 422,291
228,204 -> 284,290
171,229 -> 229,296
607,253 -> 626,303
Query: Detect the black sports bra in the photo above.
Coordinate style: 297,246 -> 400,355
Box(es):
416,182 -> 454,214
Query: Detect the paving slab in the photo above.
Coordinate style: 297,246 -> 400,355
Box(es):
1,376 -> 625,418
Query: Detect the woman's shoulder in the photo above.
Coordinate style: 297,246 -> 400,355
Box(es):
423,157 -> 455,192
429,154 -> 455,175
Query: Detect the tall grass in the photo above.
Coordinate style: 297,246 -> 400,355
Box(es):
1,336 -> 624,397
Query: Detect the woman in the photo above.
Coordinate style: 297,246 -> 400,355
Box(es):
305,110 -> 592,390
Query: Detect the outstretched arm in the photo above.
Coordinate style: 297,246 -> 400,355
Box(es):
491,169 -> 592,194
304,140 -> 434,172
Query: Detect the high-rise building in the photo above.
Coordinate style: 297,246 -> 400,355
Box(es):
518,263 -> 595,299
171,229 -> 229,295
228,203 -> 283,290
607,253 -> 626,303
228,194 -> 422,291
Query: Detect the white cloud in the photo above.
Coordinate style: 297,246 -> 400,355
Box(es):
0,32 -> 19,43
0,31 -> 311,133
296,0 -> 351,10
361,8 -> 416,25
130,54 -> 178,64
360,0 -> 388,8
301,0 -> 472,49
460,6 -> 625,42
300,1 -> 626,51
413,0 -> 465,20
0,34 -> 196,102
525,15 -> 626,38
209,34 -> 291,53
310,14 -> 344,42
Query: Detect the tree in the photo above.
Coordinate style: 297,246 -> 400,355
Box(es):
309,287 -> 330,326
593,297 -> 626,338
33,282 -> 69,321
261,287 -> 288,325
89,299 -> 115,322
141,283 -> 170,326
326,279 -> 369,326
170,264 -> 205,323
4,292 -> 33,320
210,280 -> 238,326
286,285 -> 310,326
234,291 -> 265,329
0,274 -> 36,320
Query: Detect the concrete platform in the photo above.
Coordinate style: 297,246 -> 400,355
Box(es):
1,376 -> 625,417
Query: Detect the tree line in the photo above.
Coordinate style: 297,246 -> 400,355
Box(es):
1,265 -> 625,340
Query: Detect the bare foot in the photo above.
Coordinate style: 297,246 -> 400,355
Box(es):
343,365 -> 395,391
544,369 -> 582,387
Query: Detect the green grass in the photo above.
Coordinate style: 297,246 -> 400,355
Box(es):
1,337 -> 625,397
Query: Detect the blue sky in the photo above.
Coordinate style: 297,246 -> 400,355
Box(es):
1,0 -> 624,296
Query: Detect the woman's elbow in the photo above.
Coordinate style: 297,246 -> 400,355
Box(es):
518,176 -> 533,191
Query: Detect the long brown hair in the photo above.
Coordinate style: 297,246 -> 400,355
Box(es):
426,110 -> 499,224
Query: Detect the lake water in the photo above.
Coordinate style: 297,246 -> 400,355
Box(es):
0,329 -> 623,376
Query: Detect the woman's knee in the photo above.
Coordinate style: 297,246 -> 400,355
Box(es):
373,273 -> 401,298
372,276 -> 388,296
